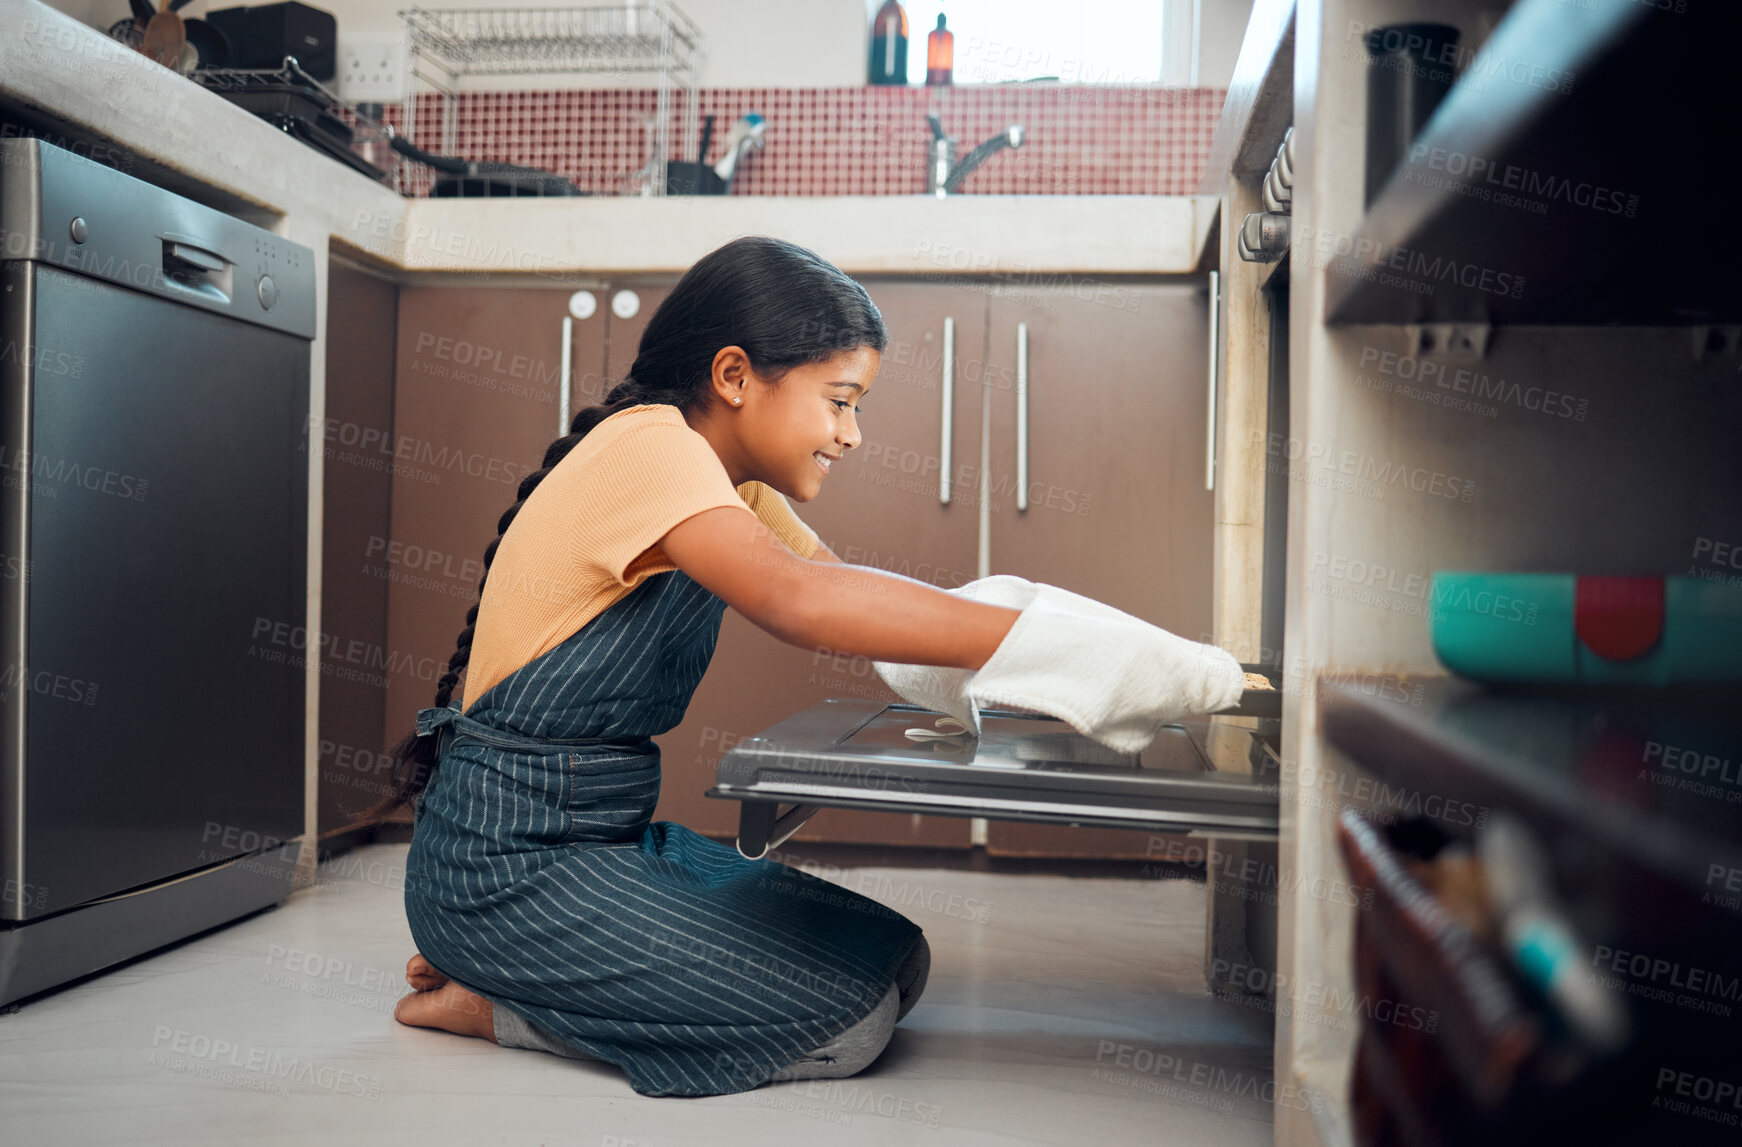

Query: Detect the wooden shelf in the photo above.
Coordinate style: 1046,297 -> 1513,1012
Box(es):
1324,0 -> 1742,326
1321,677 -> 1742,911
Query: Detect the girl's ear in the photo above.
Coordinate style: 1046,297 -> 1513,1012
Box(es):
710,345 -> 753,407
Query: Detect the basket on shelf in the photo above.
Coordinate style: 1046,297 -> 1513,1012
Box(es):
397,3 -> 706,196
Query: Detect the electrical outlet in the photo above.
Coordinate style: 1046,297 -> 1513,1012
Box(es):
337,34 -> 407,104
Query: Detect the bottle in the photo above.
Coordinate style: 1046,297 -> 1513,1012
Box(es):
926,13 -> 953,85
868,0 -> 908,86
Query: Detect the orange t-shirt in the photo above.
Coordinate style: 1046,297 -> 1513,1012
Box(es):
459,403 -> 821,712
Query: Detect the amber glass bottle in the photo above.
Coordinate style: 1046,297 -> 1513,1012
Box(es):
926,13 -> 953,85
869,0 -> 908,85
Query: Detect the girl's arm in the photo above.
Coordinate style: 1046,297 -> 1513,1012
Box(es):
662,506 -> 1019,671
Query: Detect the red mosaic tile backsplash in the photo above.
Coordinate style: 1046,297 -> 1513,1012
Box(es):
376,85 -> 1224,197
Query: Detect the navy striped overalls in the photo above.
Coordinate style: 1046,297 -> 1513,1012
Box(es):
403,568 -> 924,1097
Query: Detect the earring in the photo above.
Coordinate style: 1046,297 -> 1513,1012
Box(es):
732,396 -> 741,404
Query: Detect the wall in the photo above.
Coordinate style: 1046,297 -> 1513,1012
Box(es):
380,83 -> 1225,197
1195,0 -> 1254,87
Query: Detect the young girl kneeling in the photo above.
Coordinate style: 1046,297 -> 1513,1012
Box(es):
360,235 -> 1021,1098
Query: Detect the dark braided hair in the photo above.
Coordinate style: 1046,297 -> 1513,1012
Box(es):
352,236 -> 888,824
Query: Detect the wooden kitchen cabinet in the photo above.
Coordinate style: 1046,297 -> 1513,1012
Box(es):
318,260 -> 399,841
980,281 -> 1216,858
653,281 -> 985,845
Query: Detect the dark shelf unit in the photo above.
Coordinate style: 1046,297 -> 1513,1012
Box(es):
1321,677 -> 1742,922
1324,0 -> 1742,326
1320,677 -> 1742,1144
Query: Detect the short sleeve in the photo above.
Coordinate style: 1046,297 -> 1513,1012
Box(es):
566,414 -> 752,585
739,481 -> 821,560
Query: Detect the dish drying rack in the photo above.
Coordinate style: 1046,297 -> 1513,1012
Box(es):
399,3 -> 706,196
189,56 -> 409,192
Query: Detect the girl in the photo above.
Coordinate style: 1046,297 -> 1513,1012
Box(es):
357,235 -> 1024,1098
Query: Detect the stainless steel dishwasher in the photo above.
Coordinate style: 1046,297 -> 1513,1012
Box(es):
0,138 -> 313,1006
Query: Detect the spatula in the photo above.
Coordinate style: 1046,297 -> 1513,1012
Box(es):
140,0 -> 186,68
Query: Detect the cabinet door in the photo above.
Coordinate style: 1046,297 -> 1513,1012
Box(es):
319,262 -> 398,837
384,286 -> 603,810
652,282 -> 986,846
982,281 -> 1215,858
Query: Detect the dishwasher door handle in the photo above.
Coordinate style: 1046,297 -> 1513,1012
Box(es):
162,239 -> 225,272
158,232 -> 233,303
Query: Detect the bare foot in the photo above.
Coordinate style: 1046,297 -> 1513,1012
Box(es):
394,976 -> 498,1043
405,952 -> 449,992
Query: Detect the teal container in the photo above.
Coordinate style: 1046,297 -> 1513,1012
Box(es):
1429,572 -> 1742,685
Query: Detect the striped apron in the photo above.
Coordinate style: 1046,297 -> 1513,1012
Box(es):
402,568 -> 924,1097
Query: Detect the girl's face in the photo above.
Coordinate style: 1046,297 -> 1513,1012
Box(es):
727,346 -> 880,502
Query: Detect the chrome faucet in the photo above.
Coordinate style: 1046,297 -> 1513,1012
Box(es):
926,115 -> 1026,196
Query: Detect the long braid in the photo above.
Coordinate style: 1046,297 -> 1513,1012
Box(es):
346,235 -> 888,829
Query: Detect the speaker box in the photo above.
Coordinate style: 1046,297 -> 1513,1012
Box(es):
206,2 -> 337,81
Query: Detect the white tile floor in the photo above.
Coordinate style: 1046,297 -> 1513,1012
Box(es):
0,844 -> 1276,1146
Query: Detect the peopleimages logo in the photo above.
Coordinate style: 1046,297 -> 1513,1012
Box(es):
1405,144 -> 1639,217
1345,21 -> 1576,96
1291,223 -> 1527,300
1251,431 -> 1478,503
1356,347 -> 1589,422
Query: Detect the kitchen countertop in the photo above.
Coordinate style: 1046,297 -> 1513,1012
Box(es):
1,0 -> 1216,278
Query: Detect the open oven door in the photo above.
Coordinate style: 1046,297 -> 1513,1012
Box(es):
708,671 -> 1280,860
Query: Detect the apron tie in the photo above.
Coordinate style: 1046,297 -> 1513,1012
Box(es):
415,705 -> 461,739
415,703 -> 653,755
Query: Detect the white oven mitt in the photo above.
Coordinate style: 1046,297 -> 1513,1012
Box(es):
873,574 -> 1245,755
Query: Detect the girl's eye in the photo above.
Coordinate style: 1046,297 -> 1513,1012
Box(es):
832,400 -> 861,412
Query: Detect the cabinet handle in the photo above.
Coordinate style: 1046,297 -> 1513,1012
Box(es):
1206,270 -> 1220,491
1017,321 -> 1029,512
939,316 -> 954,506
559,316 -> 574,435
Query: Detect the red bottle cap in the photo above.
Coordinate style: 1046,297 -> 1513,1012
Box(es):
1573,576 -> 1664,661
